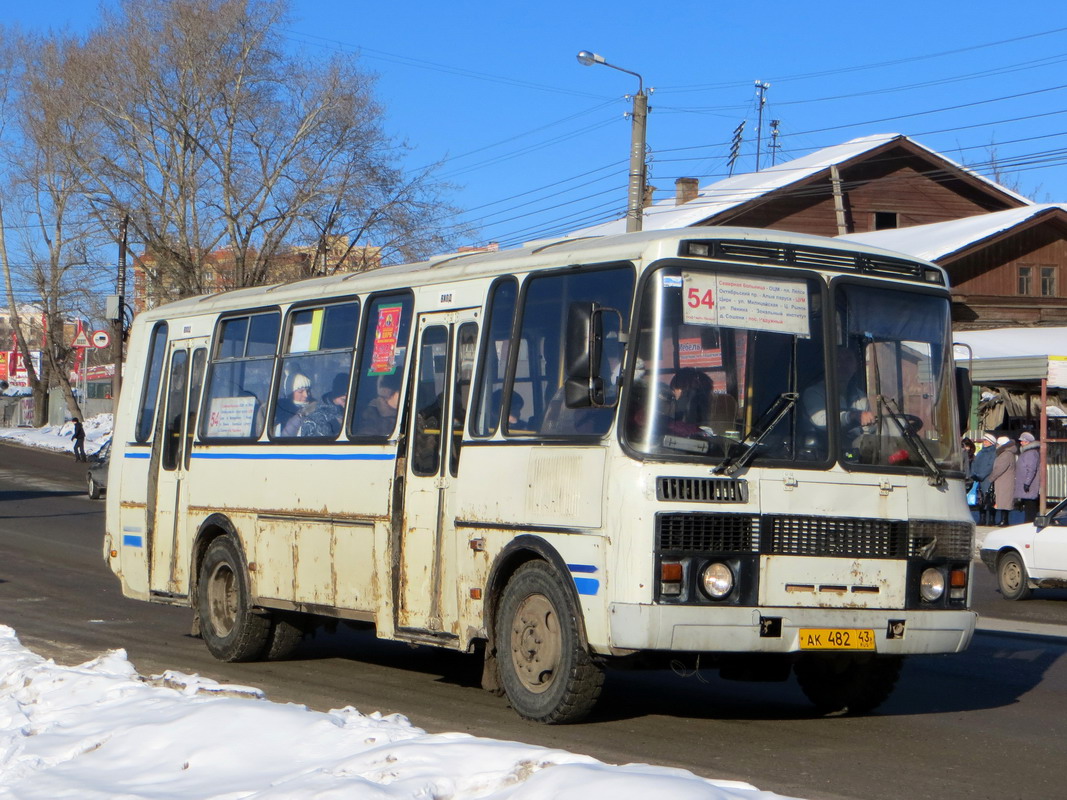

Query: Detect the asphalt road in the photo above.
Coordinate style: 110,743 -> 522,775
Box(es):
1,439 -> 1066,800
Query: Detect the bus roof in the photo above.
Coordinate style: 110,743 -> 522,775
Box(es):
134,226 -> 943,321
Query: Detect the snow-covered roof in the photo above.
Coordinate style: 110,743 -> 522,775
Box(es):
839,205 -> 1067,261
954,326 -> 1067,387
566,134 -> 1032,238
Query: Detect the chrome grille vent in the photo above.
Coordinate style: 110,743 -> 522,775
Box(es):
765,515 -> 909,558
656,513 -> 759,553
908,519 -> 975,560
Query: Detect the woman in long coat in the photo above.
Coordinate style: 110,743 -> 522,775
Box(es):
989,435 -> 1018,527
1013,431 -> 1042,523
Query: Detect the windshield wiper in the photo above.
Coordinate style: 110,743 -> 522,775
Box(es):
877,395 -> 946,487
713,392 -> 798,476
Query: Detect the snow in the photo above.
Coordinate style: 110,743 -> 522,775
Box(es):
838,205 -> 1067,262
564,133 -> 1032,239
0,414 -> 112,457
0,418 -> 802,800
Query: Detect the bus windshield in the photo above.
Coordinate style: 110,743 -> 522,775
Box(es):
622,266 -> 962,474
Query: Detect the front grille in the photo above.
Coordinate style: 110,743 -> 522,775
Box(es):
764,515 -> 909,558
657,513 -> 759,553
657,476 -> 748,503
908,519 -> 975,560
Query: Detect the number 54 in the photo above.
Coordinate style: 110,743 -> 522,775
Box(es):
687,287 -> 714,309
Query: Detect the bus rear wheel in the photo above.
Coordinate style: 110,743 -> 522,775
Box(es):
495,561 -> 604,724
197,536 -> 271,662
794,654 -> 903,715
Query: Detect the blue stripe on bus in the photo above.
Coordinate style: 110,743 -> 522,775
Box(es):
123,534 -> 143,547
124,452 -> 151,459
190,452 -> 395,461
573,577 -> 600,595
567,563 -> 598,573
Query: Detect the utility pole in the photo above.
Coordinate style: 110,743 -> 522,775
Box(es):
754,81 -> 770,171
578,51 -> 649,232
111,214 -> 128,414
769,119 -> 782,166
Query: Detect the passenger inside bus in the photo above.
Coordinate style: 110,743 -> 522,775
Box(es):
275,372 -> 313,436
297,373 -> 348,438
358,372 -> 402,436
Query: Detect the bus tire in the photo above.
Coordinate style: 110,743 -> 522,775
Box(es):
997,551 -> 1031,600
264,613 -> 307,661
794,654 -> 903,715
495,560 -> 604,724
197,536 -> 271,662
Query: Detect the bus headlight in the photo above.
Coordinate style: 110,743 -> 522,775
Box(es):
701,562 -> 734,600
920,568 -> 945,602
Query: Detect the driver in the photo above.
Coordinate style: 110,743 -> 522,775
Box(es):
802,347 -> 875,443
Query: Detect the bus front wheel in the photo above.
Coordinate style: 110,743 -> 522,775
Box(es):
197,536 -> 271,662
794,654 -> 903,715
495,561 -> 604,724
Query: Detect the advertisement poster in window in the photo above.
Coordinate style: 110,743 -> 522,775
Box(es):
369,305 -> 403,375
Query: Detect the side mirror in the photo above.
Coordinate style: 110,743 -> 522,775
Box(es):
955,366 -> 972,435
563,302 -> 622,408
1034,515 -> 1050,529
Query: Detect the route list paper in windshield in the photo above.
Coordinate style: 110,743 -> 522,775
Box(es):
682,272 -> 810,338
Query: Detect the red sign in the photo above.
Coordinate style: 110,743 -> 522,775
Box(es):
369,305 -> 403,375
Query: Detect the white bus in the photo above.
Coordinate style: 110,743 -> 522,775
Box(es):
105,227 -> 976,723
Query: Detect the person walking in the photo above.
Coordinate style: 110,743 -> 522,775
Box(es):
970,432 -> 997,525
70,417 -> 86,462
1013,431 -> 1042,523
989,435 -> 1018,527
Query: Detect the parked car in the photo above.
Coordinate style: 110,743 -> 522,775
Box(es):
980,497 -> 1067,599
87,439 -> 111,500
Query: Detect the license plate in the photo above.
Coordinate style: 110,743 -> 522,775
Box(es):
798,628 -> 876,650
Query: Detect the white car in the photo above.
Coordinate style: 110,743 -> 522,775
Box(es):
980,498 -> 1067,599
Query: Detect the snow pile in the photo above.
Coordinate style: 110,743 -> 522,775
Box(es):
0,626 -> 797,799
0,413 -> 111,456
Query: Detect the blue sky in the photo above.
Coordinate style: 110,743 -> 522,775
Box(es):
6,1 -> 1067,251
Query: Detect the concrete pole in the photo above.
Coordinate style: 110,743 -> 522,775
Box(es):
627,90 -> 648,233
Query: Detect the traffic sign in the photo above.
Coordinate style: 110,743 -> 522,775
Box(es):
91,330 -> 111,349
72,330 -> 91,349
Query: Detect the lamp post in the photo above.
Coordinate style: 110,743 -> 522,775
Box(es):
577,50 -> 648,233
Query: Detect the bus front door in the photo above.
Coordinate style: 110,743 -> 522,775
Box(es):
397,311 -> 478,635
148,341 -> 207,596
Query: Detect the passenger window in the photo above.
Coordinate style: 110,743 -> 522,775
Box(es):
411,326 -> 449,476
471,279 -> 517,437
161,350 -> 189,471
272,301 -> 360,440
450,323 -> 478,475
519,265 -> 635,438
350,293 -> 413,438
202,310 -> 280,440
135,322 -> 169,443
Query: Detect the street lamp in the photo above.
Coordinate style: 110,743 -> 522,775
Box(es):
577,50 -> 648,233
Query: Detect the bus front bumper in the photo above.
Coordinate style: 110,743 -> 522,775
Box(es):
607,603 -> 976,655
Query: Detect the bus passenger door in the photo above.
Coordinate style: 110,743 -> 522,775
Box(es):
149,341 -> 207,596
397,310 -> 478,634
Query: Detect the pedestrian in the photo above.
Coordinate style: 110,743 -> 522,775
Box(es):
1013,431 -> 1042,523
961,437 -> 976,477
70,417 -> 86,462
989,435 -> 1017,527
970,432 -> 997,525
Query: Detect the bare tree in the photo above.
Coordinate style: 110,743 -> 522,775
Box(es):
52,0 -> 461,304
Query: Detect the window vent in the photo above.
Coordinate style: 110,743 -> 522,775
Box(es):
715,242 -> 785,263
790,247 -> 858,270
657,476 -> 748,503
862,257 -> 924,280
